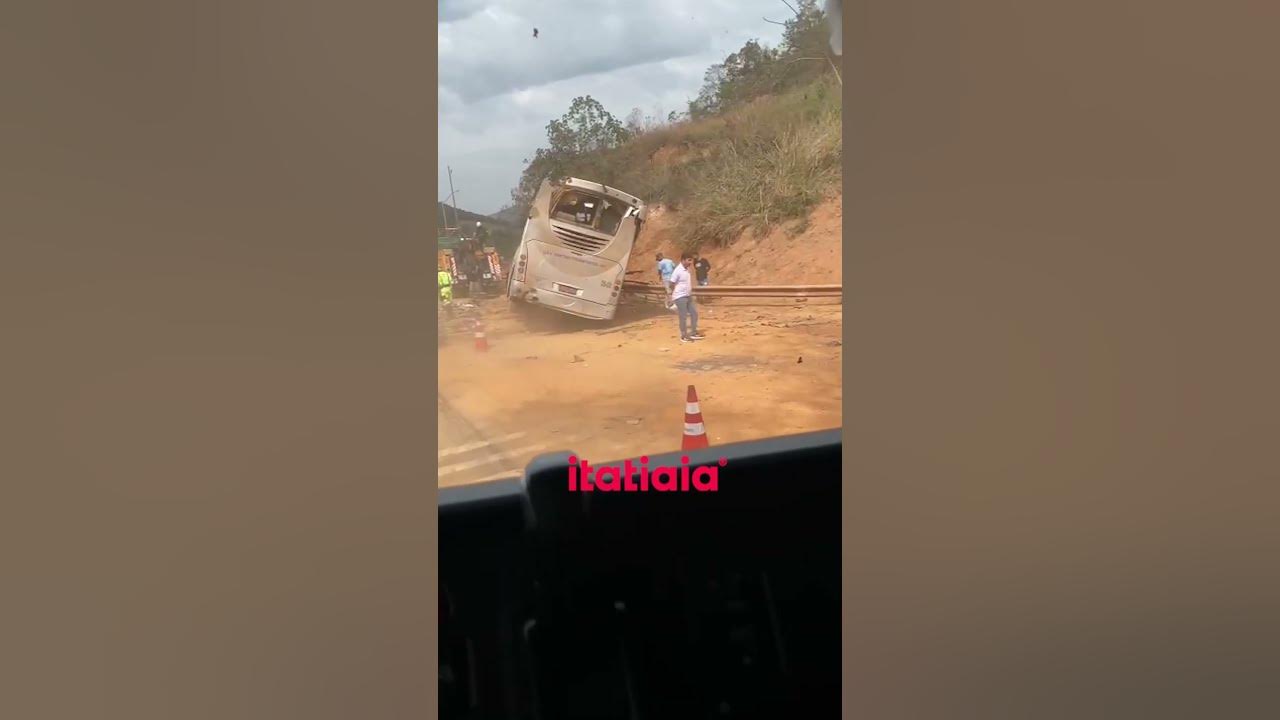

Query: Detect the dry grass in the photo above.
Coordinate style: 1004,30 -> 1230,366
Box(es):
552,76 -> 841,251
636,78 -> 840,248
675,109 -> 840,248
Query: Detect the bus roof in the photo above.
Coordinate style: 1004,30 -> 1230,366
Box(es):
562,177 -> 645,210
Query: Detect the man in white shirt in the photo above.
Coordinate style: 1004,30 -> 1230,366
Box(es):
667,253 -> 705,342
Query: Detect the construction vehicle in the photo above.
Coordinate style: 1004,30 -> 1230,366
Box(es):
437,236 -> 505,299
437,244 -> 462,295
477,245 -> 504,295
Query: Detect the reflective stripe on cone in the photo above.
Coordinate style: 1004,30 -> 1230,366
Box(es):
681,384 -> 709,450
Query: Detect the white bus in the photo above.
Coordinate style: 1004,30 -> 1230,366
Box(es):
506,177 -> 648,321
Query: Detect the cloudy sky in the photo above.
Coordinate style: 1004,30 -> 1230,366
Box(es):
438,0 -> 788,215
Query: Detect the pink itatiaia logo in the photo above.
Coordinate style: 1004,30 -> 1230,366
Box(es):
568,454 -> 727,492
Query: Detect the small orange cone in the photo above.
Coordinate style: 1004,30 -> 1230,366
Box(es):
473,319 -> 489,352
681,384 -> 709,450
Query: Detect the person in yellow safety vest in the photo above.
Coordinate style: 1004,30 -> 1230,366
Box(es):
438,268 -> 453,304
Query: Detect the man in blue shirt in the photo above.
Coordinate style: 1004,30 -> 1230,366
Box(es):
655,252 -> 677,309
655,252 -> 676,283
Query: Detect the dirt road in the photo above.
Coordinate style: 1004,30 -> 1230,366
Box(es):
437,392 -> 540,487
438,296 -> 842,486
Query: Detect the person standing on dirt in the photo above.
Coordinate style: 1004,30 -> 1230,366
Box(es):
668,252 -> 704,343
655,252 -> 675,284
438,267 -> 454,306
470,258 -> 484,296
694,253 -> 711,287
469,222 -> 492,295
462,231 -> 479,271
656,252 -> 677,309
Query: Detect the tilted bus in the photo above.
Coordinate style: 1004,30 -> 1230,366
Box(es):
506,177 -> 648,321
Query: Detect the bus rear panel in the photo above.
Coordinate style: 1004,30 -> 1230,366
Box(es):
507,178 -> 646,321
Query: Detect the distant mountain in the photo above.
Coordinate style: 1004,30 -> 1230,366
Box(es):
490,205 -> 526,226
437,203 -> 515,232
437,202 -> 521,257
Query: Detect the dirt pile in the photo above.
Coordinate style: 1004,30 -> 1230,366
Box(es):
627,194 -> 842,286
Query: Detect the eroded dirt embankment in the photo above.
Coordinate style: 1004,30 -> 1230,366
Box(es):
626,194 -> 842,286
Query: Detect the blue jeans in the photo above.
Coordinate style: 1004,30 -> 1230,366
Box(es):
675,296 -> 699,337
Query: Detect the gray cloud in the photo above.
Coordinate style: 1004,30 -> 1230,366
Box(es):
438,0 -> 789,213
438,0 -> 716,102
438,0 -> 486,24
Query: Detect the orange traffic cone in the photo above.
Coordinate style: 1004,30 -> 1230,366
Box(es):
473,319 -> 489,352
681,384 -> 709,450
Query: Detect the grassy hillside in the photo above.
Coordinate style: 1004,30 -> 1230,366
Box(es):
509,0 -> 841,253
614,76 -> 840,249
535,75 -> 841,252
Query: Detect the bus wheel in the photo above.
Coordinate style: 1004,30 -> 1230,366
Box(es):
507,297 -> 537,321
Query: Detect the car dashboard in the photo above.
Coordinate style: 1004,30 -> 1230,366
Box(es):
439,429 -> 842,719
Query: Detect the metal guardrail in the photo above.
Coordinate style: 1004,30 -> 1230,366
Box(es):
621,281 -> 842,300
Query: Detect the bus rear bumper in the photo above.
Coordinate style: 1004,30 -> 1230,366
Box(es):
509,283 -> 616,320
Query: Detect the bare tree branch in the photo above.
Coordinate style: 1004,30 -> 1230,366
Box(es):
763,16 -> 786,25
779,0 -> 801,17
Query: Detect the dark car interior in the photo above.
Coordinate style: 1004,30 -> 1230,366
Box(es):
439,429 -> 842,719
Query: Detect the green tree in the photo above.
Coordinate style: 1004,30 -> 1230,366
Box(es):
546,96 -> 631,156
511,96 -> 630,211
689,62 -> 727,118
722,40 -> 781,103
689,39 -> 780,118
688,0 -> 833,119
774,0 -> 836,87
625,107 -> 645,135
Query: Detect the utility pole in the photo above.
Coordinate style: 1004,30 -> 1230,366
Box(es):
446,166 -> 461,238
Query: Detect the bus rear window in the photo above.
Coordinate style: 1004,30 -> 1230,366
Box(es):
550,190 -> 627,236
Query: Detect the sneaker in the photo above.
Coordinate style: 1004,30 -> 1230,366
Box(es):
679,336 -> 693,343
688,332 -> 706,340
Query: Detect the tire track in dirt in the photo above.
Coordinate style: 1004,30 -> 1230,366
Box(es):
437,392 -> 541,487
